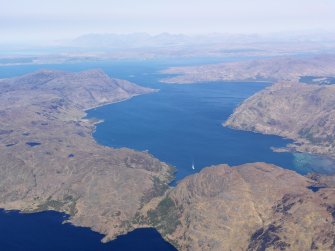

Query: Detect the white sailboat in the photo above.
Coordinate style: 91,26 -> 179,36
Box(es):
192,160 -> 195,170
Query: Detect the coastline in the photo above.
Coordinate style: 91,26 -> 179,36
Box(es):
224,121 -> 335,172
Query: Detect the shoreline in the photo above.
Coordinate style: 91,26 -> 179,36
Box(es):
224,123 -> 335,172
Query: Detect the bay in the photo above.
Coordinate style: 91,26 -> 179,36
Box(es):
1,58 -> 335,250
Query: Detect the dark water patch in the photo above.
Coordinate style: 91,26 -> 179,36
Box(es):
307,185 -> 327,192
110,228 -> 177,251
68,154 -> 75,158
5,143 -> 16,147
0,209 -> 176,251
26,142 -> 41,147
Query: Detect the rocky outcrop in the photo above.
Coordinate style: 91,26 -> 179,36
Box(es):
147,163 -> 335,251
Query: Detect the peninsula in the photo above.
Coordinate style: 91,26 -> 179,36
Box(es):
0,69 -> 174,241
225,81 -> 335,158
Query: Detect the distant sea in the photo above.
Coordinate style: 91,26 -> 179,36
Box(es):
1,58 -> 334,250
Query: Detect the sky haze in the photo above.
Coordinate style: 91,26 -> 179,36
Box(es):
1,0 -> 335,43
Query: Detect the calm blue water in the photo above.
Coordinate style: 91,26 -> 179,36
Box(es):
88,82 -> 297,181
1,58 -> 335,250
84,61 -> 335,180
0,209 -> 176,251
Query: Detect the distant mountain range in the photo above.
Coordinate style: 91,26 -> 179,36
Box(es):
71,32 -> 260,49
70,32 -> 335,49
1,32 -> 335,66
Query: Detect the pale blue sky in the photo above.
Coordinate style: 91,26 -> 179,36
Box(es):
1,0 -> 335,43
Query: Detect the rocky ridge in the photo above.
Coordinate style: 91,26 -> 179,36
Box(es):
147,163 -> 335,251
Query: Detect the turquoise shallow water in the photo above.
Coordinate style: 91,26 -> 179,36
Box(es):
1,58 -> 335,250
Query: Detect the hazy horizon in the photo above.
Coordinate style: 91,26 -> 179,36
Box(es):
1,0 -> 335,44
